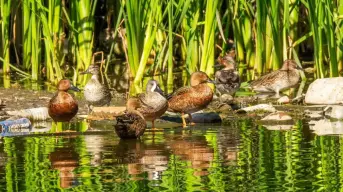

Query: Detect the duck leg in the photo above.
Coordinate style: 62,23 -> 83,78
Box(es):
188,113 -> 196,126
274,88 -> 280,98
181,112 -> 187,128
151,120 -> 155,129
86,104 -> 93,114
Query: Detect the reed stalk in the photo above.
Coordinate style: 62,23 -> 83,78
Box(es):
30,0 -> 41,81
167,1 -> 174,93
337,0 -> 343,73
255,0 -> 266,75
122,0 -> 161,94
70,0 -> 97,85
307,0 -> 325,78
324,0 -> 338,77
200,0 -> 219,77
0,0 -> 12,74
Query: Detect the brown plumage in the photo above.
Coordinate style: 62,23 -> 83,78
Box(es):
250,60 -> 302,97
214,55 -> 240,96
168,71 -> 214,127
114,101 -> 146,139
127,80 -> 168,128
48,79 -> 80,122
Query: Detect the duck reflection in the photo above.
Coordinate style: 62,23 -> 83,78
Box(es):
167,132 -> 214,176
49,143 -> 79,189
114,139 -> 169,180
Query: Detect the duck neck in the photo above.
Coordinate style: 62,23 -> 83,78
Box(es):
91,73 -> 101,82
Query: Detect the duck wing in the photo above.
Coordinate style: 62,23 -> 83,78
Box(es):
215,70 -> 240,84
250,70 -> 282,87
167,86 -> 192,100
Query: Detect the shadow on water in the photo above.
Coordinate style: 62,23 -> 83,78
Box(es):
0,118 -> 342,191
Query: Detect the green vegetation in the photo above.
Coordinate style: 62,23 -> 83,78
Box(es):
0,0 -> 343,93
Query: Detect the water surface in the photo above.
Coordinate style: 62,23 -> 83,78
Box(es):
0,119 -> 341,191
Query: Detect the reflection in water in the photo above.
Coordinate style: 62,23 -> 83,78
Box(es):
168,133 -> 214,177
1,119 -> 343,191
49,142 -> 79,188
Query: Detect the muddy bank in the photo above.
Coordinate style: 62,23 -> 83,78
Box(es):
0,87 -> 125,116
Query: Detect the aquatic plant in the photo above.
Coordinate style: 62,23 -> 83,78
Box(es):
0,0 -> 343,91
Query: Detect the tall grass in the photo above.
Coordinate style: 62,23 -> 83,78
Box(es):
121,0 -> 161,94
200,0 -> 219,77
0,0 -> 11,74
1,0 -> 343,91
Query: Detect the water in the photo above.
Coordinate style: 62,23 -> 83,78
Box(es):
0,119 -> 341,191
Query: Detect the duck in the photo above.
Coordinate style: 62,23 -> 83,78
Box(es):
168,71 -> 214,127
48,79 -> 80,122
214,55 -> 240,97
80,64 -> 112,112
114,98 -> 147,139
250,59 -> 303,97
127,80 -> 168,129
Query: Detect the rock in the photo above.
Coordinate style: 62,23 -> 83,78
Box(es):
161,111 -> 222,124
236,104 -> 276,113
324,105 -> 343,119
258,111 -> 294,130
261,111 -> 292,121
262,124 -> 293,131
191,112 -> 222,123
277,96 -> 290,104
309,119 -> 343,135
220,94 -> 234,104
304,109 -> 323,119
305,77 -> 343,104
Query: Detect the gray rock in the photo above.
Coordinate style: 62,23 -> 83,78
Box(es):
305,77 -> 343,104
324,105 -> 343,119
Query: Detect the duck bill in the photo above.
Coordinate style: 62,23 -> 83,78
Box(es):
296,66 -> 304,71
206,79 -> 216,84
213,63 -> 222,69
70,84 -> 81,92
80,69 -> 90,75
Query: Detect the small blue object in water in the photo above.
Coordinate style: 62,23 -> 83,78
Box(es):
0,118 -> 32,133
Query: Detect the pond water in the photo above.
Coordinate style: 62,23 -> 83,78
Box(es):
0,119 -> 341,191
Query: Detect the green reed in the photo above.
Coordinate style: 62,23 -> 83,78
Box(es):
2,0 -> 343,90
200,0 -> 219,77
121,0 -> 161,94
0,0 -> 11,74
70,0 -> 98,85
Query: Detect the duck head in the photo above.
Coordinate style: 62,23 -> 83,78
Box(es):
281,60 -> 303,71
190,71 -> 215,86
58,79 -> 80,92
126,98 -> 141,111
145,80 -> 164,95
80,64 -> 100,75
214,55 -> 236,70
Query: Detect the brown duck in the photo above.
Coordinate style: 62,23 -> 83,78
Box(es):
250,59 -> 302,97
214,55 -> 240,97
114,99 -> 146,139
48,79 -> 80,122
127,80 -> 168,129
168,71 -> 214,127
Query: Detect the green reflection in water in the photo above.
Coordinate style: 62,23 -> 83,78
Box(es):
1,119 -> 343,191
